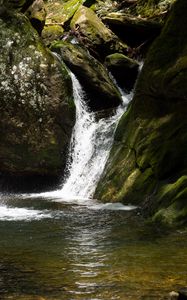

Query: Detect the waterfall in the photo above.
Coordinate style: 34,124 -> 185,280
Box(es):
58,72 -> 130,199
23,72 -> 131,202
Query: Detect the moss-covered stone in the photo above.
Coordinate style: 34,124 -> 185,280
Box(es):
51,41 -> 122,111
102,12 -> 162,48
42,24 -> 64,45
136,0 -> 176,18
0,12 -> 75,181
70,5 -> 128,59
26,0 -> 47,34
45,0 -> 85,25
0,0 -> 35,12
95,0 -> 187,227
105,53 -> 139,91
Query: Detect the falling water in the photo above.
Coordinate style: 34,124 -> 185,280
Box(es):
59,72 -> 131,199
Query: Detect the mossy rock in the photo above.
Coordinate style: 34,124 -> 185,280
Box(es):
0,13 -> 75,185
105,53 -> 139,91
25,0 -> 47,35
136,0 -> 176,18
95,0 -> 187,227
0,0 -> 35,12
45,0 -> 85,25
102,13 -> 162,48
51,41 -> 122,111
42,24 -> 64,45
70,5 -> 128,59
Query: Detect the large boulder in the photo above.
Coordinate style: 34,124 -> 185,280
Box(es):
26,0 -> 47,34
0,13 -> 75,186
51,41 -> 122,111
70,5 -> 128,59
45,0 -> 85,26
102,13 -> 162,48
95,0 -> 187,227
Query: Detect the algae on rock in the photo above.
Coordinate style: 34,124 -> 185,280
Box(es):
105,53 -> 139,91
70,5 -> 128,59
45,0 -> 85,25
51,41 -> 122,111
0,12 -> 75,184
95,0 -> 187,227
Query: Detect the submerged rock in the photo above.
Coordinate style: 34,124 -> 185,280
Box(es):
95,0 -> 187,227
51,41 -> 122,111
0,13 -> 75,186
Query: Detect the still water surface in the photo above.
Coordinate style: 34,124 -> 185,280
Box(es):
0,195 -> 187,300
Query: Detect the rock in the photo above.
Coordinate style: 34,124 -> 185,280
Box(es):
42,24 -> 64,46
26,0 -> 47,35
102,12 -> 162,48
0,13 -> 75,189
169,291 -> 180,300
105,53 -> 139,91
169,290 -> 187,300
70,5 -> 128,59
0,0 -> 36,12
15,295 -> 46,300
51,41 -> 122,111
94,0 -> 187,227
45,0 -> 85,26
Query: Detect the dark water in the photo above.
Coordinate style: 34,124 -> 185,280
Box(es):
0,195 -> 187,300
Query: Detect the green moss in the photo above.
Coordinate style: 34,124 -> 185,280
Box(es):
51,40 -> 122,111
136,0 -> 176,18
70,5 -> 128,57
95,0 -> 187,228
0,12 -> 75,177
42,25 -> 64,45
45,0 -> 85,25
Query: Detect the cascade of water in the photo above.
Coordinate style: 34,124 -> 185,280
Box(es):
59,72 -> 131,199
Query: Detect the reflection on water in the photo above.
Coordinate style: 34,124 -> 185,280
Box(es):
0,195 -> 187,299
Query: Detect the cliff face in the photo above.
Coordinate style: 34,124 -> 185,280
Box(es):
95,0 -> 187,227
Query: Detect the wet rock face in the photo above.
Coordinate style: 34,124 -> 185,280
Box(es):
51,41 -> 122,111
95,0 -> 187,227
0,13 -> 75,181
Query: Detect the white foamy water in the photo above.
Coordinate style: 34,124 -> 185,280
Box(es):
34,73 -> 130,201
89,203 -> 137,211
0,205 -> 51,221
15,72 -> 136,213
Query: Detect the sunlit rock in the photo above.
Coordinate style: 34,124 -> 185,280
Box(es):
51,41 -> 122,111
0,13 -> 75,188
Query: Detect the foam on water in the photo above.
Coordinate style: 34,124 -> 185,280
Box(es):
0,205 -> 51,221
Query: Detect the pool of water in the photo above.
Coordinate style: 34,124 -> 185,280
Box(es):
0,194 -> 186,299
